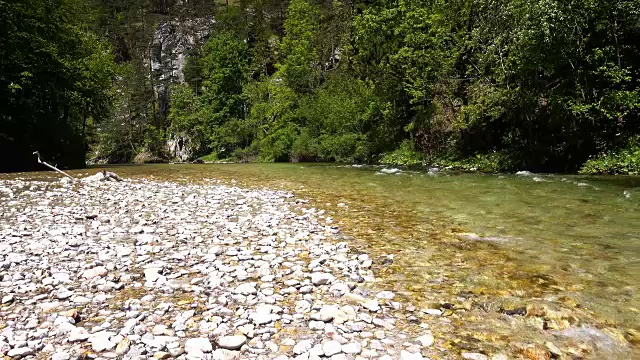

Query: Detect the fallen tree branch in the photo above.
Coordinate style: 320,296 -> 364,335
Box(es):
101,169 -> 123,182
81,170 -> 124,183
33,151 -> 74,179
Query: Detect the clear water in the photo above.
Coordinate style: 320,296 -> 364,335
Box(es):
3,163 -> 639,358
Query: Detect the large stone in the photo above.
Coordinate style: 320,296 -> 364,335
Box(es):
293,339 -> 314,355
115,338 -> 131,355
89,331 -> 116,352
423,308 -> 443,316
461,353 -> 489,360
376,291 -> 395,300
322,341 -> 342,357
154,351 -> 172,359
68,327 -> 90,342
211,349 -> 241,360
51,352 -> 70,360
416,334 -> 434,347
343,293 -> 365,303
329,283 -> 350,294
249,306 -> 278,325
233,283 -> 257,295
311,273 -> 335,286
56,288 -> 73,300
400,351 -> 424,360
295,300 -> 312,314
186,349 -> 205,360
341,342 -> 362,354
82,266 -> 107,279
120,319 -> 138,335
216,335 -> 246,350
152,325 -> 172,336
123,345 -> 146,360
372,318 -> 394,329
38,302 -> 60,312
185,338 -> 213,353
309,320 -> 325,330
144,268 -> 163,282
7,347 -> 34,358
52,272 -> 71,283
319,305 -> 341,322
142,335 -> 179,349
362,300 -> 380,312
0,340 -> 10,355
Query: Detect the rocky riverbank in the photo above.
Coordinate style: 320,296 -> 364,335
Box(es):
0,176 -> 479,360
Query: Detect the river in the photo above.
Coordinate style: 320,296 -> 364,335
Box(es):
3,163 -> 639,359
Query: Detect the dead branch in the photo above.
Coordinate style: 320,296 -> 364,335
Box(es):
101,169 -> 123,182
33,151 -> 74,179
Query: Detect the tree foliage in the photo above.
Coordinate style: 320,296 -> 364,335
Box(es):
3,0 -> 640,173
0,0 -> 115,171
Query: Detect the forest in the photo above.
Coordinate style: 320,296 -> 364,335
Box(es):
1,0 -> 639,173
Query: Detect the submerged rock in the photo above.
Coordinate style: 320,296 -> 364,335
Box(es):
416,333 -> 434,347
555,326 -> 627,354
461,353 -> 489,360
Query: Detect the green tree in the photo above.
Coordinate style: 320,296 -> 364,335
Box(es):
277,0 -> 320,93
199,31 -> 251,157
0,0 -> 116,171
456,0 -> 640,171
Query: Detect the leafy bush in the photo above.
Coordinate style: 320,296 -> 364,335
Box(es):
290,130 -> 321,162
198,153 -> 219,163
380,140 -> 424,166
295,74 -> 379,162
257,124 -> 299,162
580,139 -> 640,175
230,147 -> 259,163
433,152 -> 515,172
318,133 -> 365,162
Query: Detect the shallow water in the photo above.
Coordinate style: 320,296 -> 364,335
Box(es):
3,163 -> 639,358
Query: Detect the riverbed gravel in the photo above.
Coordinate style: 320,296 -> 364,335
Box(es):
0,175 -> 438,360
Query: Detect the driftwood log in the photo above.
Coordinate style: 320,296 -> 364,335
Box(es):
101,169 -> 123,182
34,151 -> 124,182
81,170 -> 124,182
33,151 -> 74,179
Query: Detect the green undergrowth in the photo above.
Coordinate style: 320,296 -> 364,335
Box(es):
380,140 -> 425,166
580,140 -> 640,175
431,152 -> 516,173
198,153 -> 219,163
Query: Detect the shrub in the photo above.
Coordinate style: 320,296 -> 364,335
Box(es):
432,151 -> 515,172
290,130 -> 321,162
257,124 -> 299,162
199,153 -> 219,163
380,140 -> 424,166
580,139 -> 640,175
